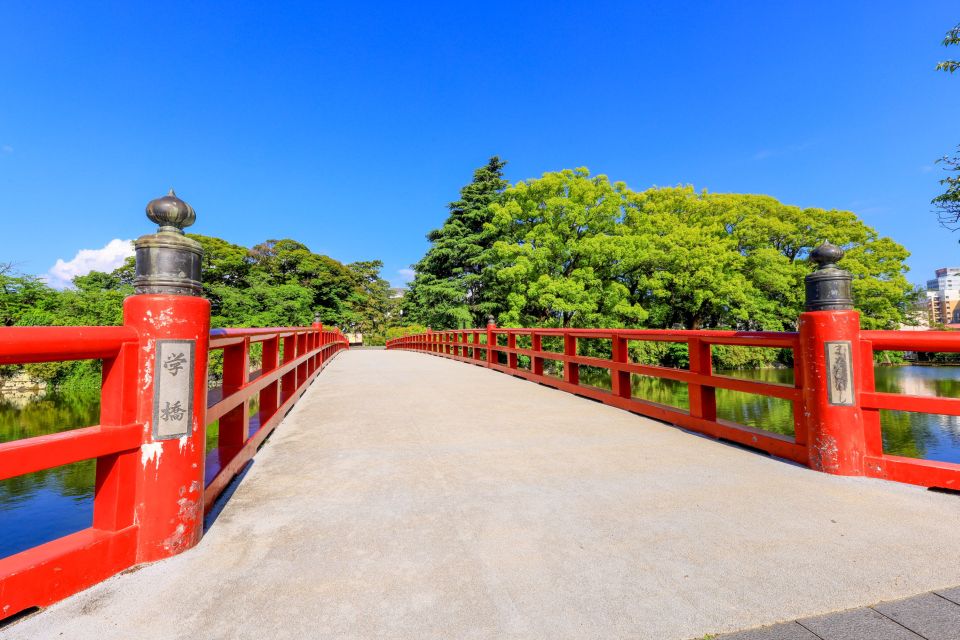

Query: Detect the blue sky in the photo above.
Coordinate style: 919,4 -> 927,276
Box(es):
1,1 -> 958,288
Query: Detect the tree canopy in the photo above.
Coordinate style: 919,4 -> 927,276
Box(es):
0,237 -> 396,387
406,167 -> 915,339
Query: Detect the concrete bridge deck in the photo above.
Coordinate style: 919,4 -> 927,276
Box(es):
6,349 -> 960,639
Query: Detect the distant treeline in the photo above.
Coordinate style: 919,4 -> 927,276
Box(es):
0,237 -> 401,388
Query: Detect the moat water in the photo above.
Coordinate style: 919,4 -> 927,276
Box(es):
2,365 -> 959,558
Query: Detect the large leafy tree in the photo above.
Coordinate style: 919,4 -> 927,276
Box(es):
486,168 -> 646,328
481,175 -> 913,334
404,157 -> 508,328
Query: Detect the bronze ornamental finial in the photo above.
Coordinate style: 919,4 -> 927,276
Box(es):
145,188 -> 197,234
134,189 -> 203,296
804,242 -> 853,311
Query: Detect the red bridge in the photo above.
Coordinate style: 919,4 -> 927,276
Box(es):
2,193 -> 960,639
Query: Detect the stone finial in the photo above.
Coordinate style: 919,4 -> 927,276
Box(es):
134,189 -> 203,296
146,188 -> 196,234
804,242 -> 853,311
487,314 -> 496,326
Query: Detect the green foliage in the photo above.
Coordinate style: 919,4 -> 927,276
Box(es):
933,148 -> 960,229
1,236 -> 396,387
934,24 -> 960,225
405,166 -> 915,370
487,168 -> 646,329
936,23 -> 960,73
404,157 -> 508,328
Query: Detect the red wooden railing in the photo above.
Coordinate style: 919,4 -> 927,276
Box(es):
0,323 -> 347,621
386,324 -> 960,491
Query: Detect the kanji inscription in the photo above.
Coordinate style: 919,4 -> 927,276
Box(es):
152,340 -> 195,439
824,341 -> 854,407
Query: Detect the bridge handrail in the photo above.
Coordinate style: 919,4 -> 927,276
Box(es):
386,324 -> 960,492
0,322 -> 348,621
203,326 -> 348,510
388,326 -> 807,464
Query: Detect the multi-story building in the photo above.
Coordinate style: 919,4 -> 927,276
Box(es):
925,268 -> 960,325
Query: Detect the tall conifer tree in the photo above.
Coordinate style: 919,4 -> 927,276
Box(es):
404,157 -> 507,328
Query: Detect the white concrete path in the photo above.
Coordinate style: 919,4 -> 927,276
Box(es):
6,349 -> 960,640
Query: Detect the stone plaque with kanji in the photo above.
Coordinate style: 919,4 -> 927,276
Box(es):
152,339 -> 196,439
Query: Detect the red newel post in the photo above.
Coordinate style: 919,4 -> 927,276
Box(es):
127,190 -> 210,562
798,243 -> 866,476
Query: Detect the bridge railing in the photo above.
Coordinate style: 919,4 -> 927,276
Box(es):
0,323 -> 347,620
387,324 -> 960,491
859,331 -> 960,488
387,327 -> 808,463
387,243 -> 960,494
0,190 -> 348,621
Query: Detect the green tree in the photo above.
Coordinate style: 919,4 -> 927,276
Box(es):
404,157 -> 508,328
487,168 -> 647,328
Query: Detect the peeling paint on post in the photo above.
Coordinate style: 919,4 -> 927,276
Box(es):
798,243 -> 866,475
127,190 -> 210,562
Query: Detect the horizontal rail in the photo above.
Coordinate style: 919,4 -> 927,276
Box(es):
0,423 -> 142,481
861,330 -> 960,352
209,326 -> 316,348
0,326 -> 138,364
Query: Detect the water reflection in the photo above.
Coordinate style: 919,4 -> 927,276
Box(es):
0,390 -> 99,558
579,365 -> 960,461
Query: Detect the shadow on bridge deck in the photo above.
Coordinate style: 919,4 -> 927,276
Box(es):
5,349 -> 960,640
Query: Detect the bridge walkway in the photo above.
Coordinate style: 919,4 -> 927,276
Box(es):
5,349 -> 960,640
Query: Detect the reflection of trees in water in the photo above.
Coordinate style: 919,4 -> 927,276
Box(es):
579,368 -> 796,436
579,365 -> 960,456
0,391 -> 100,507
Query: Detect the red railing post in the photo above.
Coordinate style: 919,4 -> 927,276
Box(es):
564,333 -> 579,385
281,333 -> 297,402
486,316 -> 496,365
798,243 -> 866,475
611,334 -> 630,400
219,337 -> 250,459
531,332 -> 544,376
126,190 -> 210,562
259,335 -> 280,425
93,341 -> 139,533
312,317 -> 323,372
688,337 -> 716,421
508,332 -> 518,370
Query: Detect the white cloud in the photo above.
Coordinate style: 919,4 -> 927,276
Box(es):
47,239 -> 134,288
397,268 -> 415,282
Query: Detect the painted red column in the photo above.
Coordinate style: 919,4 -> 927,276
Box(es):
127,189 -> 210,562
798,243 -> 865,476
799,310 -> 865,474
